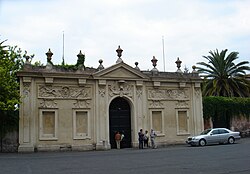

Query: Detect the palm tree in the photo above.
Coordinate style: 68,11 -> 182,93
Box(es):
196,49 -> 250,97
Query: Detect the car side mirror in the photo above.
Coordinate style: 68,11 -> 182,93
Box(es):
210,133 -> 213,136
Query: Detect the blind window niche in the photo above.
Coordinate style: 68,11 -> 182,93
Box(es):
39,109 -> 58,140
151,110 -> 164,135
176,110 -> 189,135
73,110 -> 90,139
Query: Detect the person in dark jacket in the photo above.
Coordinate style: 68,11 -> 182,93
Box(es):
138,129 -> 144,149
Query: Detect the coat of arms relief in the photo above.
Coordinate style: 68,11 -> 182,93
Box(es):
108,81 -> 133,99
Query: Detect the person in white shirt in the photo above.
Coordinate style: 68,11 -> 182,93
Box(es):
150,129 -> 157,149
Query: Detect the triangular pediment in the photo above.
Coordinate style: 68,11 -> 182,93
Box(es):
93,62 -> 149,80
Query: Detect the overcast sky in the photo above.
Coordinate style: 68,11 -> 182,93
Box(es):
0,0 -> 249,72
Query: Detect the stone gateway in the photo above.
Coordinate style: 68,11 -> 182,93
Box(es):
17,46 -> 204,152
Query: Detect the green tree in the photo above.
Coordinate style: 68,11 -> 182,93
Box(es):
0,42 -> 23,111
196,49 -> 250,97
0,40 -> 25,151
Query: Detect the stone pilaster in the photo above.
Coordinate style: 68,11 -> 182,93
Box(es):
95,81 -> 109,150
133,82 -> 144,147
18,77 -> 34,152
191,83 -> 204,135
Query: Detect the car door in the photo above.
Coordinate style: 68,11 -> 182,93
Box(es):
218,129 -> 229,143
209,129 -> 220,144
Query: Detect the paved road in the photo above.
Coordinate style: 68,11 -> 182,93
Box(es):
0,138 -> 250,174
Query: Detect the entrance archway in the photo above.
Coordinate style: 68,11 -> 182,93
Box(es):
109,97 -> 131,149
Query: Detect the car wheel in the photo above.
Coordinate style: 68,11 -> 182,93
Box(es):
228,137 -> 235,144
199,139 -> 206,146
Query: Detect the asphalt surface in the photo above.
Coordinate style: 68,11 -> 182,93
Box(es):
0,138 -> 250,174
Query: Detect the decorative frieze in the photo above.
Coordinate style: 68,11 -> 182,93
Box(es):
73,100 -> 91,108
176,101 -> 189,108
148,89 -> 188,100
38,85 -> 91,99
40,99 -> 58,108
149,100 -> 164,108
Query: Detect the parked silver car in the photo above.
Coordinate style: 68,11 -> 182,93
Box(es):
186,128 -> 241,146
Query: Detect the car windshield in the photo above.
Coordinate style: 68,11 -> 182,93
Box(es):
200,129 -> 211,135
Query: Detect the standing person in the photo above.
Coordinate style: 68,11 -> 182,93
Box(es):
115,131 -> 121,149
138,129 -> 144,149
150,129 -> 157,149
144,130 -> 149,148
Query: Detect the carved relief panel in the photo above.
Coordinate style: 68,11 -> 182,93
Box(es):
176,101 -> 189,109
148,89 -> 189,101
38,85 -> 91,99
40,99 -> 58,108
148,89 -> 189,109
38,85 -> 92,109
149,100 -> 164,108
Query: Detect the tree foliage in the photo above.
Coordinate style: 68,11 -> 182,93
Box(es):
196,49 -> 250,97
0,40 -> 23,111
0,39 -> 26,147
203,96 -> 250,128
203,96 -> 250,120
